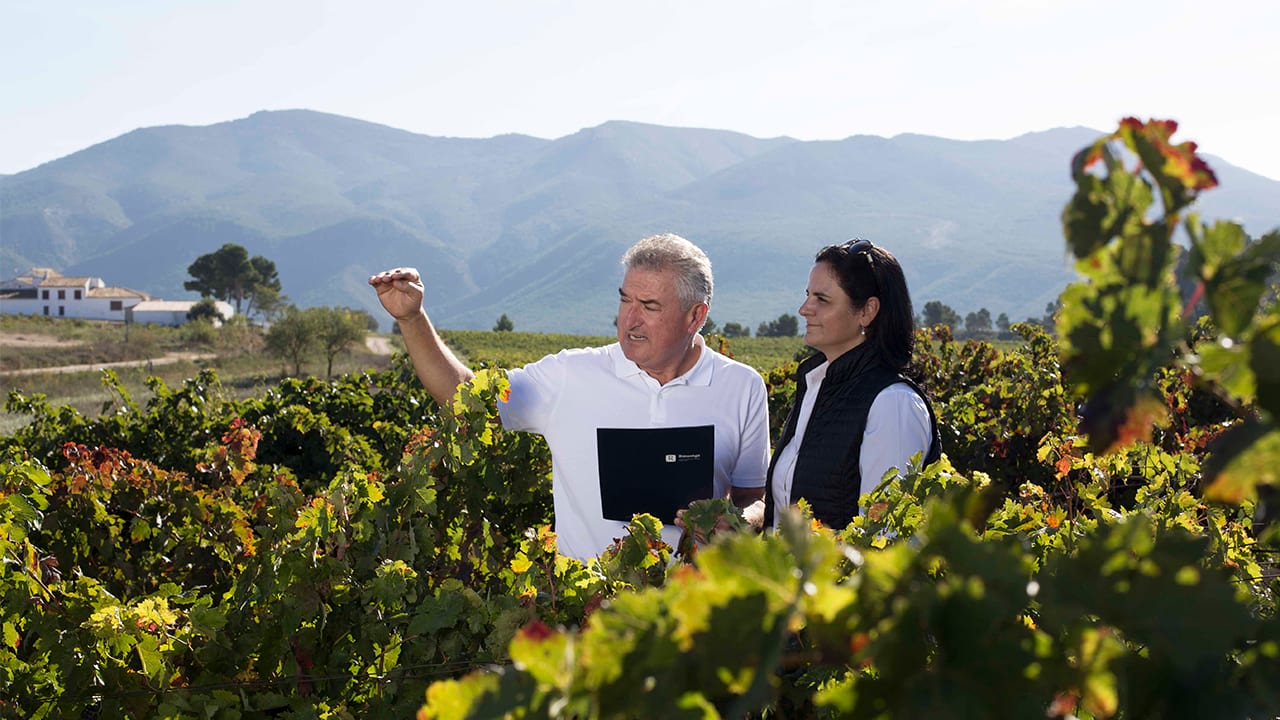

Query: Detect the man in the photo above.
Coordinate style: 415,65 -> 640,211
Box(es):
369,233 -> 769,559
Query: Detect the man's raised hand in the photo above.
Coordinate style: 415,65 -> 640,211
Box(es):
369,267 -> 426,320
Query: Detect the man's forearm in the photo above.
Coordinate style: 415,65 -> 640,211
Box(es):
397,309 -> 475,406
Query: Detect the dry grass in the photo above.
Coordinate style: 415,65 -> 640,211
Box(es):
1,315 -> 396,434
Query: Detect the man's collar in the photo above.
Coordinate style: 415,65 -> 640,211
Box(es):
610,334 -> 713,387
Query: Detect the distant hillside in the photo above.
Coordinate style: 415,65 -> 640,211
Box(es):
2,110 -> 1277,333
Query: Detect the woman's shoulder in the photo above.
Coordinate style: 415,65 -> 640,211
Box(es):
873,382 -> 930,412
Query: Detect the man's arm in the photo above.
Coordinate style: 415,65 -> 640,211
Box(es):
369,268 -> 474,407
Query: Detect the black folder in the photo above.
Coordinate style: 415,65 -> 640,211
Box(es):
597,425 -> 715,524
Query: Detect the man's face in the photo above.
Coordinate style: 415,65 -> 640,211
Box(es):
617,267 -> 702,382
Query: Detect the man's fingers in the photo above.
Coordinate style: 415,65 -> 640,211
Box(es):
369,267 -> 422,285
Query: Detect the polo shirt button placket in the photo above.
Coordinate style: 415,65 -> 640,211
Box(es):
651,387 -> 665,424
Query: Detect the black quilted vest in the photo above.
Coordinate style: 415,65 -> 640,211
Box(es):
763,343 -> 942,530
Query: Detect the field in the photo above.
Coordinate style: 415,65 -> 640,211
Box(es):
438,328 -> 807,371
1,316 -> 809,434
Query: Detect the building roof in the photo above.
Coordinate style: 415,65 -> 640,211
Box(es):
39,276 -> 97,288
19,268 -> 61,283
87,287 -> 150,299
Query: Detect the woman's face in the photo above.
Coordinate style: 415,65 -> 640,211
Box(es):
799,261 -> 877,361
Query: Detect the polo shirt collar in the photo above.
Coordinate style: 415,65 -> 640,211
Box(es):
610,334 -> 714,387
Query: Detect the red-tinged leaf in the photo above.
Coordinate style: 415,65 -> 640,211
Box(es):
1055,456 -> 1072,479
1047,691 -> 1079,718
518,620 -> 553,643
1106,394 -> 1167,455
670,564 -> 703,584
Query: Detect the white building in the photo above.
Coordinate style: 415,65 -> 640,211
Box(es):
128,299 -> 234,326
0,269 -> 233,325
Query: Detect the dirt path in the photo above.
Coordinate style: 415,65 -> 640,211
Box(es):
365,335 -> 394,355
0,351 -> 218,377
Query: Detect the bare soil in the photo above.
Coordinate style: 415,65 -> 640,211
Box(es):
0,333 -> 81,348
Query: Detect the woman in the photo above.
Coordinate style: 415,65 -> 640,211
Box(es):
763,238 -> 942,530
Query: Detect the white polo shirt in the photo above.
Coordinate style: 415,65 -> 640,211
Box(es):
498,336 -> 770,560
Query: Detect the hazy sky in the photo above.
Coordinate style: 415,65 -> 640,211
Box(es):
4,0 -> 1279,180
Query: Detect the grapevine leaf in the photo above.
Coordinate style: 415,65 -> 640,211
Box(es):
1188,224 -> 1280,338
1193,338 -> 1255,405
1202,420 -> 1280,503
508,620 -> 571,688
1249,304 -> 1280,420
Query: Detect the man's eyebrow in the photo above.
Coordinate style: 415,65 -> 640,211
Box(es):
619,288 -> 661,306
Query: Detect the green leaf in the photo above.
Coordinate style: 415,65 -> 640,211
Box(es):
1249,304 -> 1280,420
135,634 -> 164,682
1193,338 -> 1255,405
508,621 -> 571,688
1202,420 -> 1280,504
1189,224 -> 1280,337
422,672 -> 503,720
130,517 -> 152,542
2,492 -> 41,531
187,598 -> 228,638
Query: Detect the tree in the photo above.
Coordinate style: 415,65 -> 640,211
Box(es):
701,317 -> 720,336
964,308 -> 992,336
493,314 -> 514,332
921,300 -> 961,330
264,306 -> 316,376
312,307 -> 368,379
1042,298 -> 1062,334
187,298 -> 226,324
184,244 -> 283,317
352,308 -> 381,332
722,322 -> 750,338
757,313 -> 799,337
996,312 -> 1011,333
245,255 -> 282,317
249,283 -> 287,324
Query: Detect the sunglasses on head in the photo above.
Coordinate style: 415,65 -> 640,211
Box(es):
841,238 -> 873,253
840,238 -> 875,268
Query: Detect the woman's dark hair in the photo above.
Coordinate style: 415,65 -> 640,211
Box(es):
814,238 -> 915,370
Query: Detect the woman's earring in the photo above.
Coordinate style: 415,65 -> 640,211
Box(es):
859,326 -> 866,336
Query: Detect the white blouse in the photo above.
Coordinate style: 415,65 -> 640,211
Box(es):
771,361 -> 932,528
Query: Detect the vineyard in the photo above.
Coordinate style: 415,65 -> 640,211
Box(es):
2,119 -> 1278,719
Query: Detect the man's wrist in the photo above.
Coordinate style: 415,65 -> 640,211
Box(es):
395,308 -> 430,326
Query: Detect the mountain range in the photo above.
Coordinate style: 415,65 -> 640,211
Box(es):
2,109 -> 1277,333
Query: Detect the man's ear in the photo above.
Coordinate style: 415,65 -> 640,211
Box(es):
689,302 -> 709,333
